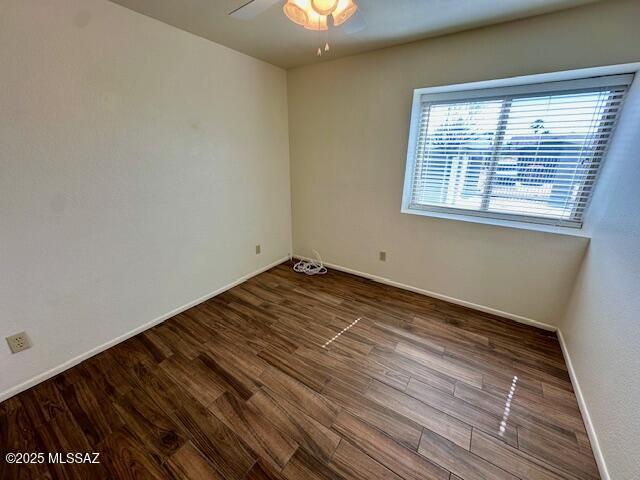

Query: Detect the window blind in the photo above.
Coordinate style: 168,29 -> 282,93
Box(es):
405,74 -> 633,228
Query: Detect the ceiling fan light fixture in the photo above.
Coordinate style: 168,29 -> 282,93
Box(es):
332,0 -> 357,26
311,0 -> 339,15
283,1 -> 309,26
282,0 -> 359,53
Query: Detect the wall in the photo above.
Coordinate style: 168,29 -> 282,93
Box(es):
287,0 -> 640,326
0,0 -> 291,398
558,78 -> 640,480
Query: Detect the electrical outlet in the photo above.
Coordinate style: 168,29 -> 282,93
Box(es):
255,244 -> 261,255
379,251 -> 386,262
6,332 -> 32,354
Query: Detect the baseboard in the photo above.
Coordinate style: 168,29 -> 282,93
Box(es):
556,329 -> 610,480
0,256 -> 289,403
294,255 -> 557,332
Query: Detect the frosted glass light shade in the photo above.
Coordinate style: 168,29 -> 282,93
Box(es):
304,13 -> 328,30
332,0 -> 357,26
283,0 -> 357,31
283,1 -> 308,26
284,0 -> 328,30
311,0 -> 339,15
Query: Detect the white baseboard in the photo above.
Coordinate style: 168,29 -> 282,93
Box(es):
556,329 -> 609,480
0,256 -> 289,403
294,255 -> 557,332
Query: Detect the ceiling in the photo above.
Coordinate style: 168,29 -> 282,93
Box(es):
108,0 -> 601,69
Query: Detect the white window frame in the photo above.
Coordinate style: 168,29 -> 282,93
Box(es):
401,64 -> 640,236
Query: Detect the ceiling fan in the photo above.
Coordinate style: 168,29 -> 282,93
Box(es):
229,0 -> 366,55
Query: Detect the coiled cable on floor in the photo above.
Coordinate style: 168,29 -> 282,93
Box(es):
293,250 -> 327,275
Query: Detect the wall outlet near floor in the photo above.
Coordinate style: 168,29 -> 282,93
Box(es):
379,251 -> 387,262
255,244 -> 261,255
6,332 -> 32,354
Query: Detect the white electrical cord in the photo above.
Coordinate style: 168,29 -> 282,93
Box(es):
293,250 -> 327,276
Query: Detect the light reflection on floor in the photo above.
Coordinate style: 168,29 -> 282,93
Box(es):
499,375 -> 518,435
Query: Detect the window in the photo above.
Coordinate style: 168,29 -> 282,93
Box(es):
402,74 -> 633,229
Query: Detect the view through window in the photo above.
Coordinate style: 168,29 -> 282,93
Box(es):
404,75 -> 632,228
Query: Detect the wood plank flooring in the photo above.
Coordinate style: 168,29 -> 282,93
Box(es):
0,262 -> 600,479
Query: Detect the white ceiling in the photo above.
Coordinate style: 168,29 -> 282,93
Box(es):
108,0 -> 601,69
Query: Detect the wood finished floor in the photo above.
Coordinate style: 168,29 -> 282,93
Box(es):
1,262 -> 600,480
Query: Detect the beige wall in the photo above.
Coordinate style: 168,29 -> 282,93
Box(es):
0,0 -> 291,398
287,0 -> 640,326
559,77 -> 640,480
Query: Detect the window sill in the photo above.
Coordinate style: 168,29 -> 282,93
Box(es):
401,207 -> 592,238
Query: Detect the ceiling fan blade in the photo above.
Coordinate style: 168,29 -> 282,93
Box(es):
341,9 -> 366,35
229,0 -> 280,20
